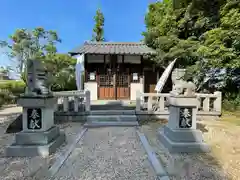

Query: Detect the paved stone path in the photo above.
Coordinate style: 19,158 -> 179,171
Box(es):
53,127 -> 156,180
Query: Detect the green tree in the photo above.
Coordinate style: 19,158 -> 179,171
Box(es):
0,27 -> 61,74
143,0 -> 240,94
0,27 -> 77,90
44,53 -> 77,91
0,66 -> 12,75
92,8 -> 105,41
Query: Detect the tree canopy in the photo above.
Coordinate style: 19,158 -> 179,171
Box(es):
143,0 -> 240,94
0,28 -> 61,73
0,27 -> 76,91
92,8 -> 105,42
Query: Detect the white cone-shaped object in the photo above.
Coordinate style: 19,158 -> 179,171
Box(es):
155,58 -> 177,92
75,54 -> 85,90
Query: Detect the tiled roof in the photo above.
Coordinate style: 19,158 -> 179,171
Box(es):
69,42 -> 156,55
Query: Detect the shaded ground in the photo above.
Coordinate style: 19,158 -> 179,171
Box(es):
139,115 -> 240,180
0,107 -> 83,180
53,127 -> 156,180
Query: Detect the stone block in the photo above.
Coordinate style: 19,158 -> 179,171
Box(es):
168,96 -> 198,107
163,125 -> 204,143
5,132 -> 65,157
86,115 -> 137,122
15,126 -> 60,145
168,106 -> 197,130
19,97 -> 56,133
18,96 -> 56,108
158,127 -> 210,153
22,107 -> 54,132
84,121 -> 139,128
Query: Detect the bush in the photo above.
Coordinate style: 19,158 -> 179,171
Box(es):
0,80 -> 25,93
0,80 -> 25,106
51,73 -> 79,92
222,92 -> 240,112
0,91 -> 13,104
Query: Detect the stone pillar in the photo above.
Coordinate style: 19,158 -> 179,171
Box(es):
5,96 -> 65,157
85,90 -> 91,112
136,90 -> 141,112
213,91 -> 222,112
158,92 -> 210,153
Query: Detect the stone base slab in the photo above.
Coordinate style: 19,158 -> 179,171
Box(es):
18,96 -> 56,108
15,126 -> 60,145
158,128 -> 210,153
84,121 -> 139,128
5,132 -> 65,157
168,95 -> 198,107
163,125 -> 204,143
87,115 -> 137,122
89,110 -> 135,115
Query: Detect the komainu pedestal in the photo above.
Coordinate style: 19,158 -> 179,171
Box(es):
6,59 -> 65,157
158,82 -> 210,153
5,96 -> 65,157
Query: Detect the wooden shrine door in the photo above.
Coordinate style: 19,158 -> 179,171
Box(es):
98,55 -> 130,100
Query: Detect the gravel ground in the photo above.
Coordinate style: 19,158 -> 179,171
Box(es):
0,106 -> 83,180
53,127 -> 156,180
140,119 -> 234,180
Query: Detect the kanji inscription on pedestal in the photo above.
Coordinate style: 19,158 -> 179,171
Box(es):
179,107 -> 192,128
27,108 -> 42,129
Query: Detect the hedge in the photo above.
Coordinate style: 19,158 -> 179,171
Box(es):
0,80 -> 26,107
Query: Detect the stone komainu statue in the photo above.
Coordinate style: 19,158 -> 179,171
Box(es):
25,59 -> 52,96
171,81 -> 196,97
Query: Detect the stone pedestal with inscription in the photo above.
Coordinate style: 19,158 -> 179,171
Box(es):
5,96 -> 65,157
158,93 -> 210,153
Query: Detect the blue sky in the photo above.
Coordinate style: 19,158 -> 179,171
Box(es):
0,0 -> 156,69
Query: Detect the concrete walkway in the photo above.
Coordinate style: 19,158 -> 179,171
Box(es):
52,127 -> 156,180
0,105 -> 22,116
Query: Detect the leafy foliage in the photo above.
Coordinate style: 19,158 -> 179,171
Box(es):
0,80 -> 26,106
143,0 -> 240,96
0,27 -> 61,74
44,53 -> 77,91
92,8 -> 105,42
0,27 -> 77,91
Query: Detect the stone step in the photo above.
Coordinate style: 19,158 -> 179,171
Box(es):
89,110 -> 135,115
84,121 -> 139,128
86,115 -> 137,122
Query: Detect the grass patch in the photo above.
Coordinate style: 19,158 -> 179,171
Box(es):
221,110 -> 240,126
141,118 -> 240,179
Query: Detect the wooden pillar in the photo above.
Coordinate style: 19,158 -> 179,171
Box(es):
112,55 -> 117,100
141,56 -> 145,93
84,54 -> 88,82
140,56 -> 143,77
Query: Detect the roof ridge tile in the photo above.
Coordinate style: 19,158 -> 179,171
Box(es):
69,42 -> 156,55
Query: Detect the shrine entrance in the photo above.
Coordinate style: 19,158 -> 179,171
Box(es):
98,55 -> 130,100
